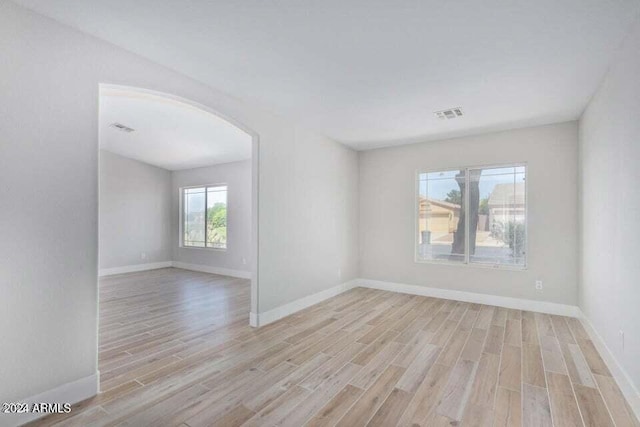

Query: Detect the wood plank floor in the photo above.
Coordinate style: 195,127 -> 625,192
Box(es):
28,268 -> 638,427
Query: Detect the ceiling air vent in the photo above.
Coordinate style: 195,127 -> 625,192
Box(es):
110,122 -> 135,133
435,107 -> 463,120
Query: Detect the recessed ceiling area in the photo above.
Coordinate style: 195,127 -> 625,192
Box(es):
18,0 -> 640,150
99,87 -> 252,170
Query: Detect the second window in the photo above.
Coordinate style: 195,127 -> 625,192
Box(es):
183,185 -> 228,249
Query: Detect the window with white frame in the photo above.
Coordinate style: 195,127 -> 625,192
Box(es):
182,185 -> 228,249
417,165 -> 526,268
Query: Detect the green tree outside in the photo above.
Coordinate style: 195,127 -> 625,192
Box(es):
444,189 -> 462,205
207,203 -> 227,247
479,197 -> 489,215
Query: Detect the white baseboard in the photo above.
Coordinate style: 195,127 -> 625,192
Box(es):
251,280 -> 359,327
250,277 -> 580,328
356,278 -> 581,317
172,261 -> 251,279
249,312 -> 259,328
4,372 -> 99,427
98,261 -> 172,277
98,261 -> 251,279
578,310 -> 640,420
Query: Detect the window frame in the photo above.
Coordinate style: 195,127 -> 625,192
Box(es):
179,183 -> 228,251
414,162 -> 528,271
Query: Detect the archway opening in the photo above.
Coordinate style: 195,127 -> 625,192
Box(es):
96,84 -> 260,392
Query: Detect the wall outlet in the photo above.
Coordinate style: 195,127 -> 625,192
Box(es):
535,280 -> 543,291
241,257 -> 247,265
141,252 -> 147,260
619,330 -> 625,351
338,269 -> 342,281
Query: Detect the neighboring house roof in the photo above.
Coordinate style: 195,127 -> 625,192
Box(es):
488,183 -> 525,206
419,197 -> 461,212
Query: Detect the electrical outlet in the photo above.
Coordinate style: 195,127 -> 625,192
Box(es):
241,257 -> 247,265
535,280 -> 543,291
620,330 -> 625,351
338,269 -> 342,281
141,252 -> 147,260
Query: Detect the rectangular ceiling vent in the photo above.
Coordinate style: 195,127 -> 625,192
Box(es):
435,107 -> 463,120
110,122 -> 135,133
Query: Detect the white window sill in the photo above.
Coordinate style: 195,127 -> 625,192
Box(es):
180,245 -> 227,252
414,258 -> 527,271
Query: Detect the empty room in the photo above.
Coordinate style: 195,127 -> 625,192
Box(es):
1,1 -> 639,426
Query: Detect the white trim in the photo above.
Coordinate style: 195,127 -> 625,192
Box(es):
578,310 -> 640,420
178,245 -> 227,252
100,261 -> 252,279
250,277 -> 580,328
98,261 -> 172,277
413,258 -> 527,272
249,312 -> 259,328
4,372 -> 99,427
251,280 -> 359,327
172,261 -> 251,279
356,278 -> 580,317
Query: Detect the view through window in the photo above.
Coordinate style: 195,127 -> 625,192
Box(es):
183,185 -> 228,249
417,165 -> 526,267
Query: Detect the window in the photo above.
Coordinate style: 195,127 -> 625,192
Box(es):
417,165 -> 526,268
182,185 -> 227,249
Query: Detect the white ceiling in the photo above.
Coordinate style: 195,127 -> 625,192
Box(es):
99,87 -> 252,170
17,0 -> 640,150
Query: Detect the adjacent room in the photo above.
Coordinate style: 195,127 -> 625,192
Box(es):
98,85 -> 253,280
96,85 -> 255,399
1,1 -> 639,426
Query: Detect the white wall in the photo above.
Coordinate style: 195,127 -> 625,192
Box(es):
0,0 -> 358,408
359,122 -> 578,305
258,128 -> 360,312
171,160 -> 251,275
99,150 -> 172,270
579,18 -> 640,393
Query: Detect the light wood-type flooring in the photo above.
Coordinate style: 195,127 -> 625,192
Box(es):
28,268 -> 638,427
